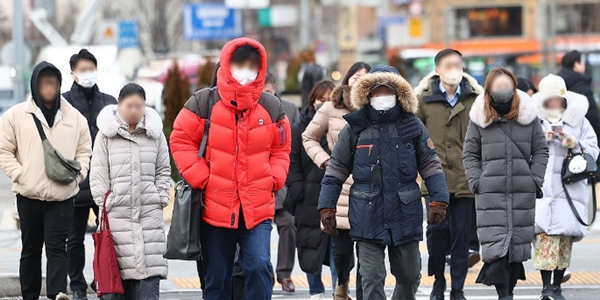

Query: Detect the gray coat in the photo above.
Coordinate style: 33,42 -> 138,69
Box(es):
90,105 -> 171,280
533,91 -> 599,240
462,90 -> 549,264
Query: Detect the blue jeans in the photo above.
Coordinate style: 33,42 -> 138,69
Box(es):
306,238 -> 338,295
200,214 -> 273,300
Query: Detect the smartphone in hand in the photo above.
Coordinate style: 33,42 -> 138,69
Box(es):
551,124 -> 563,139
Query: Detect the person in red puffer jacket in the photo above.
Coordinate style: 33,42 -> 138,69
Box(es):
170,37 -> 291,300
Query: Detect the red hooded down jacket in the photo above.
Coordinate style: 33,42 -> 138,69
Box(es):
170,38 -> 291,230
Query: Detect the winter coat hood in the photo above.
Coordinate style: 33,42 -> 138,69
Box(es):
97,105 -> 163,140
414,71 -> 484,97
31,61 -> 63,126
350,72 -> 418,113
216,38 -> 267,111
533,91 -> 589,127
469,89 -> 538,128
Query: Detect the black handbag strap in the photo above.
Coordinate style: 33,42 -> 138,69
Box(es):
31,114 -> 48,141
498,124 -> 540,189
198,89 -> 214,159
562,178 -> 597,226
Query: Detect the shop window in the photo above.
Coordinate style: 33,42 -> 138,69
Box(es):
455,7 -> 523,39
555,3 -> 600,34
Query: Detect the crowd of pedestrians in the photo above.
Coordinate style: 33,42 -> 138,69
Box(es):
0,38 -> 598,300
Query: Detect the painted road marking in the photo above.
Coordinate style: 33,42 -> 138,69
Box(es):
171,272 -> 600,289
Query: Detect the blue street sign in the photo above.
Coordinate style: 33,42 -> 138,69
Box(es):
183,3 -> 243,41
118,21 -> 139,49
378,15 -> 406,44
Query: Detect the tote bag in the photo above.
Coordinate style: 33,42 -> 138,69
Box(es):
93,191 -> 125,297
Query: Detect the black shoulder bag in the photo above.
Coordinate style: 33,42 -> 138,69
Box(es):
561,145 -> 597,226
498,125 -> 544,199
164,89 -> 214,260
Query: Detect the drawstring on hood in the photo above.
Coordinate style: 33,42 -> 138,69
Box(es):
30,61 -> 62,127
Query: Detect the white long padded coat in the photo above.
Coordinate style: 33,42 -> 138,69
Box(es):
90,105 -> 170,280
533,91 -> 599,240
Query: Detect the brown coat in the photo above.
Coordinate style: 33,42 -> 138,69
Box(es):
0,98 -> 92,201
414,72 -> 483,198
302,86 -> 353,229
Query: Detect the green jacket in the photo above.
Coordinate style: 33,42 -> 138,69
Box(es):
414,72 -> 483,198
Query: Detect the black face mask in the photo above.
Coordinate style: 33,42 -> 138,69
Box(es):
490,100 -> 513,116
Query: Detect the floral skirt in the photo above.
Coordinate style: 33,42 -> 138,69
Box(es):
533,233 -> 573,270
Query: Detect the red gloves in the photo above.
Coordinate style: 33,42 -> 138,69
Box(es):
428,201 -> 448,225
320,208 -> 338,236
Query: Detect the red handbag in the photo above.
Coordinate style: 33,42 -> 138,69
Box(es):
93,191 -> 125,297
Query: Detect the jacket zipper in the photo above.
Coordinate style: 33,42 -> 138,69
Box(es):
233,112 -> 243,226
277,122 -> 284,146
356,144 -> 374,156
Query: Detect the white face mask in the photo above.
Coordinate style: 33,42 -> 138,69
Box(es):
231,68 -> 258,86
441,69 -> 463,86
74,71 -> 98,88
370,95 -> 396,111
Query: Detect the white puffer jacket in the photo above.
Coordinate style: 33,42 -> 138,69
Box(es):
90,105 -> 170,280
534,91 -> 599,240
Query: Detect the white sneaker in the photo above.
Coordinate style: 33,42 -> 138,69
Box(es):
310,294 -> 324,300
55,293 -> 71,300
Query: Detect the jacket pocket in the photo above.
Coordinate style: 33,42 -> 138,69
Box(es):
349,184 -> 378,240
397,188 -> 423,235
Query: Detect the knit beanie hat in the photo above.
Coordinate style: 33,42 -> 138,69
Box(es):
538,74 -> 567,106
539,74 -> 567,123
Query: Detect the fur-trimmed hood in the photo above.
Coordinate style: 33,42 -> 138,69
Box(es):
97,104 -> 163,139
533,91 -> 589,126
414,71 -> 484,97
469,89 -> 538,128
350,72 -> 418,114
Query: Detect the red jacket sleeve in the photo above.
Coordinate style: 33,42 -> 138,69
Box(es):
169,108 -> 210,189
270,116 -> 292,191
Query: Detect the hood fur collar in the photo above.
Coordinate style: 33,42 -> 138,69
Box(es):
350,72 -> 418,114
469,90 -> 538,128
97,104 -> 163,139
533,91 -> 589,126
414,71 -> 484,96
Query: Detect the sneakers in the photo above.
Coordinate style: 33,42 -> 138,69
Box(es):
310,294 -> 325,300
55,293 -> 71,300
540,285 -> 566,300
468,250 -> 481,268
450,290 -> 467,300
72,290 -> 88,300
430,280 -> 446,300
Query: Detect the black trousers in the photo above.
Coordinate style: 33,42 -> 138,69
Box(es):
17,195 -> 74,300
68,205 -> 98,291
469,200 -> 480,251
426,195 -> 474,291
331,229 -> 362,299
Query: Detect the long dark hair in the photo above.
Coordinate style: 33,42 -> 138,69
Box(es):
336,62 -> 371,108
308,80 -> 336,111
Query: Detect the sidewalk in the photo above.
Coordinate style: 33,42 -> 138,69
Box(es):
2,227 -> 600,297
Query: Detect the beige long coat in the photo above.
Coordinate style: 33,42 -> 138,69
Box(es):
302,86 -> 353,230
90,105 -> 170,280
